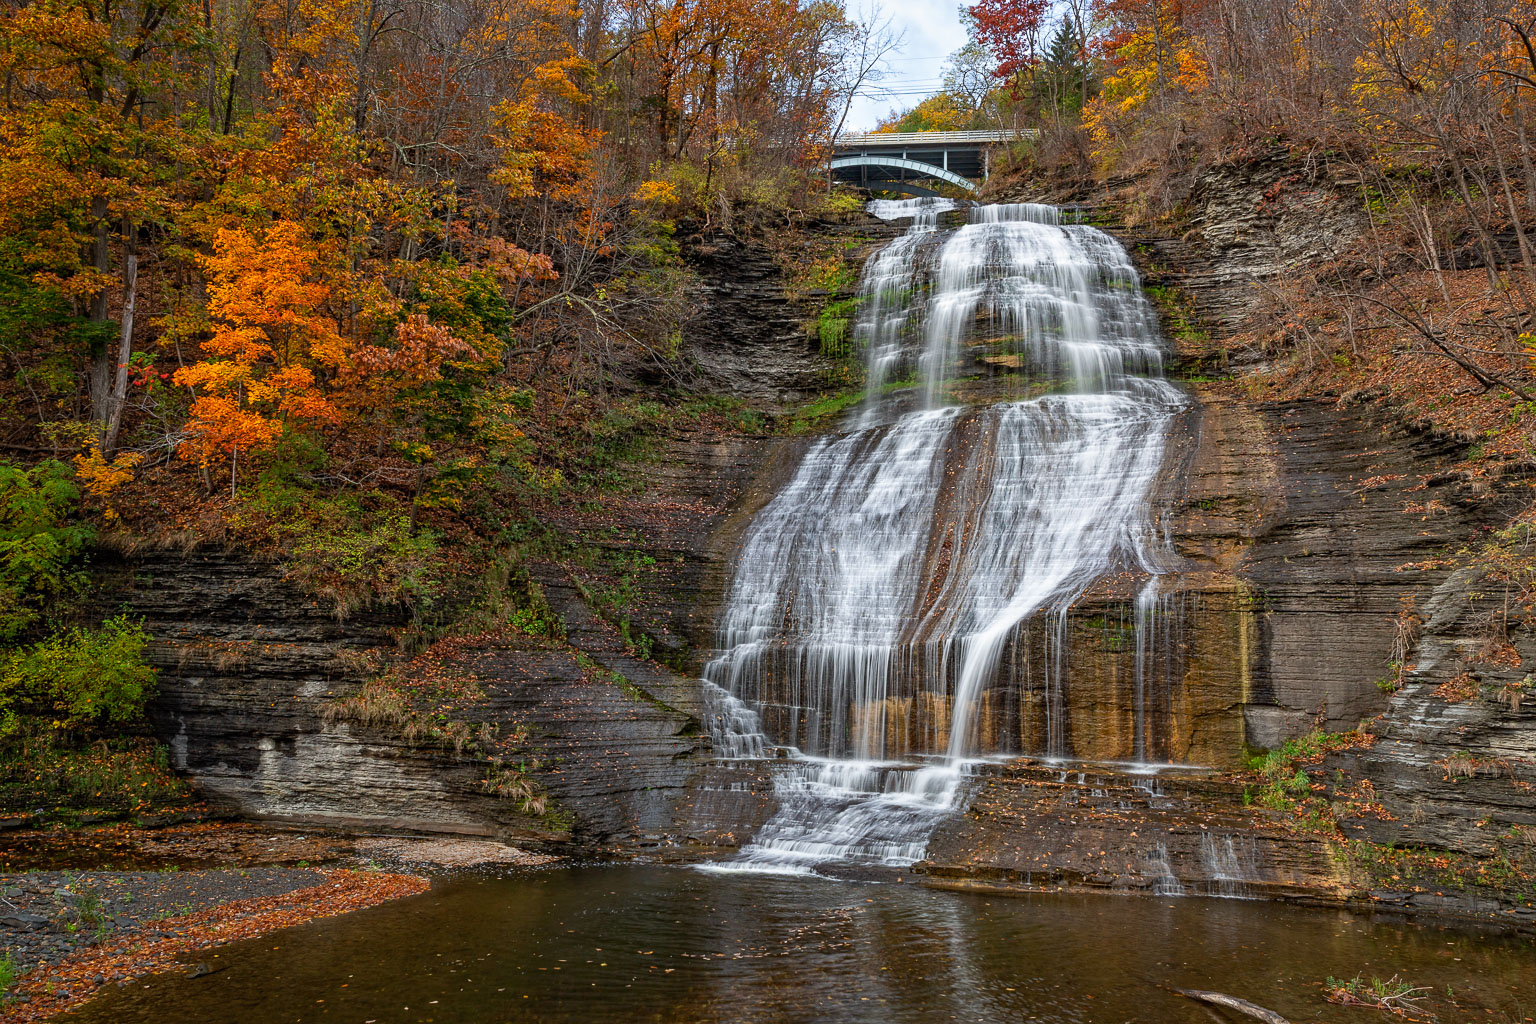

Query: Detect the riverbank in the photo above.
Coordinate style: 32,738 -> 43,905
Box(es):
0,822 -> 559,1020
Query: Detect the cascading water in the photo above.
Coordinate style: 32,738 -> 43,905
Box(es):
701,197 -> 1187,875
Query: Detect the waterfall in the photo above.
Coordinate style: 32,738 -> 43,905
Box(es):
1199,832 -> 1258,898
701,197 -> 1187,875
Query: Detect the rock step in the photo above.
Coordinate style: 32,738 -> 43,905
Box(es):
920,758 -> 1344,901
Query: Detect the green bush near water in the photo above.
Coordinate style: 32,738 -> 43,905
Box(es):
0,615 -> 156,734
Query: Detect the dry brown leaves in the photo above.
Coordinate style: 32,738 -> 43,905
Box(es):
1231,267 -> 1532,469
2,870 -> 428,1022
1432,672 -> 1481,703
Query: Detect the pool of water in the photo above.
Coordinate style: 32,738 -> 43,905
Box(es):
71,865 -> 1535,1023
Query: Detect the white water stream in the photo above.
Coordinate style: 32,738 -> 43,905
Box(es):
702,198 -> 1186,875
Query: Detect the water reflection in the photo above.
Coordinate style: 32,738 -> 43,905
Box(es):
72,866 -> 1536,1024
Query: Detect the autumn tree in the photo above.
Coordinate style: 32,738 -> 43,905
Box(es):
967,0 -> 1051,93
172,222 -> 342,491
0,0 -> 203,452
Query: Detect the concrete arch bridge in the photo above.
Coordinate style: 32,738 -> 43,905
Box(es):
829,130 -> 1034,196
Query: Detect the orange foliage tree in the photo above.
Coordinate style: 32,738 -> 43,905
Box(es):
172,222 -> 343,491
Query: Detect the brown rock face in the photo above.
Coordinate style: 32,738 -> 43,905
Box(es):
1168,392 -> 1504,743
918,159 -> 1533,922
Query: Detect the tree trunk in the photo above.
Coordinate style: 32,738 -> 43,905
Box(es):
102,223 -> 138,455
1514,98 -> 1536,214
1172,988 -> 1291,1024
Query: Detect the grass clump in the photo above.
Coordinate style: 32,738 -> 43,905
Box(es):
1324,974 -> 1432,1017
480,763 -> 550,818
811,298 -> 860,360
781,388 -> 868,434
323,670 -> 498,755
1143,283 -> 1210,347
1245,729 -> 1370,834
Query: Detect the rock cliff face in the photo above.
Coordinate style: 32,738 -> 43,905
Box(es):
680,217 -> 895,405
108,428 -> 801,850
94,550 -> 508,837
1324,567 -> 1536,926
1167,392 -> 1508,741
914,391 -> 1526,909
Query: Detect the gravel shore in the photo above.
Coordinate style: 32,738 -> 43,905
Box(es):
0,823 -> 560,1020
1,867 -> 332,975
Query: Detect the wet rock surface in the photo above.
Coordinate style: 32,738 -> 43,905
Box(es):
1169,391 -> 1510,735
920,760 -> 1342,900
938,160 -> 1535,922
680,216 -> 894,405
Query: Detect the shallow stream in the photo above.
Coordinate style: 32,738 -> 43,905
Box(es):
70,865 -> 1536,1023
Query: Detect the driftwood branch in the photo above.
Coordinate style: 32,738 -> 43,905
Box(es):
1171,987 -> 1292,1024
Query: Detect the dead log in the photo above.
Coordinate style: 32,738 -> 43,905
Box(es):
1171,987 -> 1292,1024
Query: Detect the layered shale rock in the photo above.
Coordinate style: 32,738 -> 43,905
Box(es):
927,158 -> 1532,922
680,215 -> 895,405
106,426 -> 801,850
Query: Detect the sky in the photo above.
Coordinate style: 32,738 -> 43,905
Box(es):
842,1 -> 970,132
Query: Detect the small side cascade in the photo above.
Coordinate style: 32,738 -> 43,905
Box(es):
700,196 -> 1190,875
1148,842 -> 1185,896
701,759 -> 963,875
1199,832 -> 1259,898
701,681 -> 767,760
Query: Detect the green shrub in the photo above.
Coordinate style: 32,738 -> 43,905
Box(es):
0,459 -> 92,641
821,190 -> 866,215
286,509 -> 438,616
0,615 -> 156,733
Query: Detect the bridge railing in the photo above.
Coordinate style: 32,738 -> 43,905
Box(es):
832,130 -> 1037,148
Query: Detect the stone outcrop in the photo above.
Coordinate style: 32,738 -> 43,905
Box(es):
1325,565 -> 1536,920
97,549 -> 541,841
912,389 -> 1531,919
1167,391 -> 1510,740
680,216 -> 893,405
